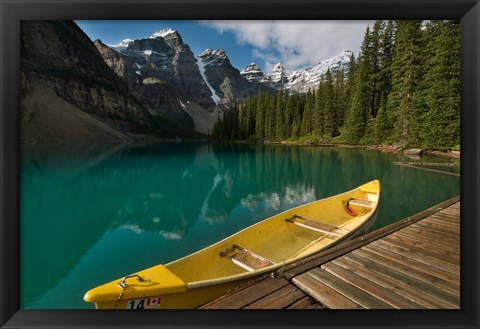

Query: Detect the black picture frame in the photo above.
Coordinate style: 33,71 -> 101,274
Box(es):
1,0 -> 478,328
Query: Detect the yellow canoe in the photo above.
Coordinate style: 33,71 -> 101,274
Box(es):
84,180 -> 380,309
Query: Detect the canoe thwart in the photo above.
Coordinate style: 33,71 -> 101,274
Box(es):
347,198 -> 375,209
220,245 -> 275,272
286,215 -> 348,237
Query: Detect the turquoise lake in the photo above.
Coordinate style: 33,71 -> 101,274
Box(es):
20,143 -> 460,309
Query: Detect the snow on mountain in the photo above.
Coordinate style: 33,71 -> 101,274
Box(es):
150,28 -> 176,39
262,63 -> 288,88
109,29 -> 178,52
285,50 -> 352,92
301,50 -> 352,81
240,63 -> 264,82
241,63 -> 263,74
243,50 -> 353,93
198,49 -> 228,68
196,55 -> 221,105
108,39 -> 134,52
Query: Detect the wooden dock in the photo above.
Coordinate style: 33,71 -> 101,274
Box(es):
200,196 -> 460,309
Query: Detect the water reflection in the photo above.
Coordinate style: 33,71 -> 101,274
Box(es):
20,142 -> 460,308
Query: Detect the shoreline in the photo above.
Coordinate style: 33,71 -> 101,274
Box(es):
259,140 -> 461,160
21,137 -> 461,161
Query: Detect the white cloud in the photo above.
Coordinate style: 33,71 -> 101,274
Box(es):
202,20 -> 373,71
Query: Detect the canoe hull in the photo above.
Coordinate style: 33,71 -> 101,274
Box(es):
85,180 -> 381,309
94,279 -> 249,309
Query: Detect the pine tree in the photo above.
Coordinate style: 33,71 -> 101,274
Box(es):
386,20 -> 423,146
343,57 -> 370,143
313,80 -> 325,138
255,92 -> 266,142
374,94 -> 391,143
342,26 -> 374,143
378,20 -> 395,102
333,69 -> 346,136
291,98 -> 302,139
368,20 -> 384,118
323,69 -> 335,138
423,20 -> 460,149
263,93 -> 274,140
284,93 -> 295,137
275,91 -> 285,140
237,102 -> 246,140
300,92 -> 313,137
243,97 -> 254,138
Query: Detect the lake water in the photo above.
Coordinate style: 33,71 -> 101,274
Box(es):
20,142 -> 460,309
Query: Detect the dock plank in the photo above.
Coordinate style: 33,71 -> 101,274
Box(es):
371,239 -> 459,275
401,225 -> 459,245
390,231 -> 460,256
426,215 -> 460,228
286,297 -> 324,309
332,255 -> 451,309
244,284 -> 306,309
307,268 -> 393,309
438,208 -> 461,215
413,220 -> 460,237
354,247 -> 460,296
362,244 -> 460,285
200,277 -> 289,309
343,251 -> 459,308
322,262 -> 426,309
293,273 -> 362,309
382,234 -> 459,265
431,213 -> 460,222
395,230 -> 459,251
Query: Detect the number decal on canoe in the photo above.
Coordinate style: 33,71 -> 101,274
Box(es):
127,296 -> 162,309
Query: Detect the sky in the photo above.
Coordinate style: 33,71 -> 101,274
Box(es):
76,20 -> 372,72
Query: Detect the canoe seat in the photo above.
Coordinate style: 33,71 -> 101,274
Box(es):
285,215 -> 348,237
348,198 -> 374,209
220,245 -> 274,272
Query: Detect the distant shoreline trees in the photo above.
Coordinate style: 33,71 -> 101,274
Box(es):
212,20 -> 460,151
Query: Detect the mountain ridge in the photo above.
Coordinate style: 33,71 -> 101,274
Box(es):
96,30 -> 269,133
240,50 -> 352,93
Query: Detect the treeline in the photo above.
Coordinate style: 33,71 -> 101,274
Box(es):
212,20 -> 460,150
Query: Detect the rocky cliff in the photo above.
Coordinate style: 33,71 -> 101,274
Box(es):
96,30 -> 216,129
96,31 -> 268,134
198,49 -> 266,104
20,21 -> 159,144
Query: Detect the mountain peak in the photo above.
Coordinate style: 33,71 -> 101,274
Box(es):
199,48 -> 226,59
107,39 -> 134,52
150,28 -> 177,39
241,63 -> 263,74
198,49 -> 229,68
254,51 -> 352,92
240,63 -> 264,82
272,63 -> 285,70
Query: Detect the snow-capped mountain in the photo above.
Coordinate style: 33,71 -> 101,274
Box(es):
108,39 -> 134,52
262,63 -> 289,89
95,26 -> 352,134
95,29 -> 267,134
286,50 -> 352,92
149,28 -> 176,38
239,63 -> 264,82
241,50 -> 352,93
96,28 -> 216,129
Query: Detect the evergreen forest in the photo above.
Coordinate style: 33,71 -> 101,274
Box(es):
211,20 -> 460,151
